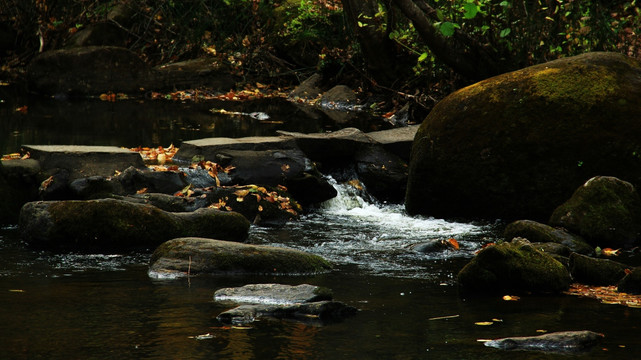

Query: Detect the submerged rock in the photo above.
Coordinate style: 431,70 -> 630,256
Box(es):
457,238 -> 571,295
484,330 -> 604,353
406,52 -> 641,221
149,237 -> 332,277
569,253 -> 629,286
504,220 -> 594,256
19,199 -> 249,251
549,176 -> 641,249
213,283 -> 356,325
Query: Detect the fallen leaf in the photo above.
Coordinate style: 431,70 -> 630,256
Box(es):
602,248 -> 621,256
475,321 -> 494,326
15,105 -> 28,114
136,187 -> 148,194
234,189 -> 250,197
502,295 -> 520,301
41,176 -> 54,190
447,238 -> 460,250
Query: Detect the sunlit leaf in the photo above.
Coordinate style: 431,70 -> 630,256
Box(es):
475,321 -> 494,326
601,248 -> 620,256
136,187 -> 148,194
447,238 -> 460,250
502,295 -> 520,301
234,189 -> 250,197
439,22 -> 458,37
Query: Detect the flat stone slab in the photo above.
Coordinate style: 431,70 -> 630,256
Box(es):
366,125 -> 419,161
277,127 -> 376,162
213,283 -> 357,325
174,136 -> 297,162
484,330 -> 604,353
214,283 -> 332,305
22,145 -> 145,178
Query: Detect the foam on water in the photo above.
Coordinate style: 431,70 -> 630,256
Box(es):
251,177 -> 495,278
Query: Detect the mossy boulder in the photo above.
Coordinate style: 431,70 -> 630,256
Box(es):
549,176 -> 641,249
457,238 -> 571,295
569,253 -> 629,286
19,199 -> 249,251
148,237 -> 332,277
504,219 -> 594,255
406,52 -> 641,221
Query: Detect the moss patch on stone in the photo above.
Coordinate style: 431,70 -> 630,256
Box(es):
458,239 -> 571,295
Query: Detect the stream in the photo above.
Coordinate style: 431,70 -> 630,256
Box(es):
1,97 -> 641,359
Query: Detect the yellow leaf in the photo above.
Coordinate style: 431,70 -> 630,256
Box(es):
234,189 -> 250,197
502,295 -> 520,301
475,321 -> 494,326
136,187 -> 148,194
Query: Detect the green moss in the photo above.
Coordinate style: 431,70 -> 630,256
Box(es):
532,65 -> 617,105
458,240 -> 571,294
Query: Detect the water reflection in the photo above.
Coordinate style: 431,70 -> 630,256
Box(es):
0,96 -> 391,155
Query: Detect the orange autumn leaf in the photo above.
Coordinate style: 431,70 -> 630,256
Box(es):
602,248 -> 621,256
447,238 -> 460,250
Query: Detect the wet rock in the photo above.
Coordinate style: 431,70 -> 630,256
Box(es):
531,242 -> 571,257
27,46 -> 154,95
289,73 -> 323,100
22,145 -> 146,179
366,125 -> 420,162
550,176 -> 641,249
354,145 -> 408,203
277,127 -> 376,165
214,283 -> 356,325
149,237 -> 332,277
504,220 -> 594,256
115,166 -> 187,195
411,239 -> 457,253
457,238 -> 571,295
175,136 -> 335,205
406,52 -> 641,221
484,330 -> 604,353
68,176 -> 115,199
569,253 -> 628,286
320,85 -> 358,110
122,193 -> 207,213
617,266 -> 641,294
214,284 -> 333,305
19,199 -> 249,252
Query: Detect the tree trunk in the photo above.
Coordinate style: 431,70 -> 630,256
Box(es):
391,0 -> 505,80
342,0 -> 399,85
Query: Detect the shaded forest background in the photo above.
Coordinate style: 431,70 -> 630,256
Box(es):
1,0 -> 639,110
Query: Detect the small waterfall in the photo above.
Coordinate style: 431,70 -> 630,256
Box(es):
251,175 -> 493,278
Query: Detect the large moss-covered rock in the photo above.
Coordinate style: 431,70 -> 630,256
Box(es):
148,237 -> 332,277
568,253 -> 628,286
457,238 -> 571,295
406,52 -> 641,221
19,199 -> 249,251
504,219 -> 594,255
549,176 -> 641,249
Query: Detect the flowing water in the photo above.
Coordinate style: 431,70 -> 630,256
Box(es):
2,97 -> 641,359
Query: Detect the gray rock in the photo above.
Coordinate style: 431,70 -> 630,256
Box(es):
148,237 -> 332,277
457,238 -> 571,295
484,330 -> 604,353
115,166 -> 187,195
550,176 -> 641,249
174,136 -> 298,162
22,145 -> 145,179
366,125 -> 419,162
214,284 -> 332,305
320,85 -> 358,110
289,73 -> 323,100
277,127 -> 376,164
504,220 -> 594,256
213,283 -> 356,325
569,252 -> 629,286
354,145 -> 408,203
19,199 -> 249,251
216,300 -> 357,325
